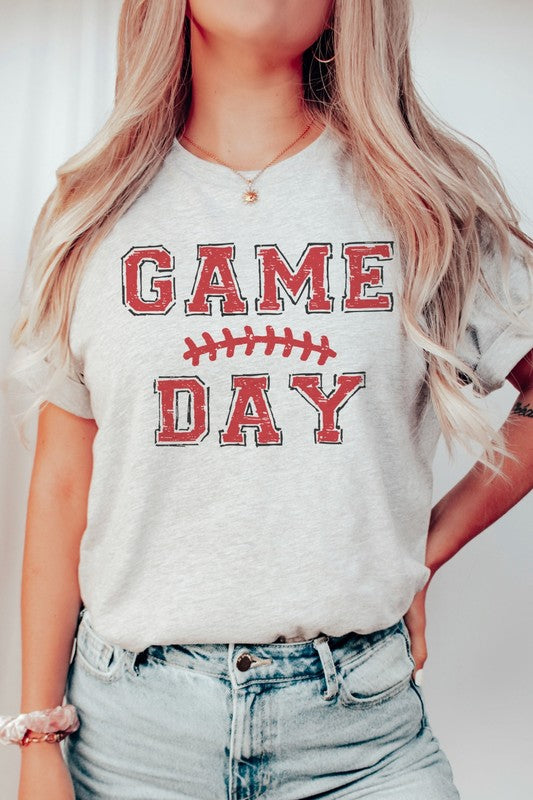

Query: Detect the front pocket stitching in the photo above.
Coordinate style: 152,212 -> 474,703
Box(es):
75,644 -> 123,683
337,629 -> 413,707
78,614 -> 117,655
338,671 -> 412,707
337,631 -> 398,673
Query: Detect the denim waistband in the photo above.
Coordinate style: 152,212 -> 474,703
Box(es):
75,606 -> 406,685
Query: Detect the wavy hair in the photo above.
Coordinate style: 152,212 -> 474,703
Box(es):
4,0 -> 533,481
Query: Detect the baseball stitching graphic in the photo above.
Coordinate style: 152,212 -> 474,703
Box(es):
183,324 -> 337,366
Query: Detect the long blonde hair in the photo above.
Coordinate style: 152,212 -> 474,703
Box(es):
5,0 -> 533,481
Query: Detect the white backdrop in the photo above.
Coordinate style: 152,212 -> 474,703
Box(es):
1,2 -> 532,798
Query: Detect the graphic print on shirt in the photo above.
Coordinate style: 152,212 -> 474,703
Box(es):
121,241 -> 394,446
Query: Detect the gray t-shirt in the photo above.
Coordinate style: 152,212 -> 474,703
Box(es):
11,124 -> 533,651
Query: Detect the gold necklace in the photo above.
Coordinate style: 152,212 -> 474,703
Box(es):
179,123 -> 314,204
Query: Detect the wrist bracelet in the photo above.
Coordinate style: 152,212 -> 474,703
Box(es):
19,730 -> 69,747
0,704 -> 79,747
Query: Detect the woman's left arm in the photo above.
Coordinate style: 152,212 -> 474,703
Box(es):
404,348 -> 533,678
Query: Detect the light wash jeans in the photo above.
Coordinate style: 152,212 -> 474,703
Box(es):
61,606 -> 460,799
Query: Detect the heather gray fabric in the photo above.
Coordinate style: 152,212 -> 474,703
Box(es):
11,123 -> 533,651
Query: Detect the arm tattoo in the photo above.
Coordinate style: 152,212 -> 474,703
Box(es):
511,400 -> 533,418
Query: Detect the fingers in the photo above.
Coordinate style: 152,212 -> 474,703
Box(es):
413,668 -> 424,686
410,639 -> 428,681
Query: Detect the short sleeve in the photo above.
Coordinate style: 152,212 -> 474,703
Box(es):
3,267 -> 94,420
37,350 -> 94,418
456,239 -> 533,396
4,339 -> 94,420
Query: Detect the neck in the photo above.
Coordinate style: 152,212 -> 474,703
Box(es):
180,19 -> 323,171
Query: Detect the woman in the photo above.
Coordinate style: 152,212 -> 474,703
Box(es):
3,0 -> 533,798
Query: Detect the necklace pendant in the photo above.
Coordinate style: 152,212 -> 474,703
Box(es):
242,188 -> 258,203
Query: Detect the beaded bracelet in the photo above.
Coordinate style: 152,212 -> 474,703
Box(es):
0,704 -> 79,747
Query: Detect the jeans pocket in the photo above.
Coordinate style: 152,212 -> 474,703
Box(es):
74,608 -> 128,684
338,623 -> 413,708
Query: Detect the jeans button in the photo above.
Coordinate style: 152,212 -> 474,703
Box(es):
236,652 -> 253,671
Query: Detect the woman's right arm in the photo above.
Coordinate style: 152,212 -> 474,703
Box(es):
18,402 -> 97,800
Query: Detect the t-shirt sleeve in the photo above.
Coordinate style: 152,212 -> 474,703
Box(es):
5,339 -> 94,420
455,239 -> 533,396
5,269 -> 95,419
37,350 -> 94,419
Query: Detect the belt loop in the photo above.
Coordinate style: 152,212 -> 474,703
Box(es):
123,648 -> 143,676
312,635 -> 339,701
70,606 -> 86,665
76,605 -> 86,631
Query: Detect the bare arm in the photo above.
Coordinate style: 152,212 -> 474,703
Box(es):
404,349 -> 533,673
426,348 -> 533,577
18,403 -> 96,787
